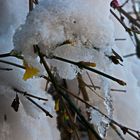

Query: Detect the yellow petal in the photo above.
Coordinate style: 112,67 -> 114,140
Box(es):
23,61 -> 39,81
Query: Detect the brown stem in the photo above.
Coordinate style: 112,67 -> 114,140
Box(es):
26,96 -> 53,118
51,55 -> 126,86
110,9 -> 132,34
117,7 -> 140,30
110,123 -> 126,140
61,97 -> 80,140
29,0 -> 33,11
0,60 -> 25,69
120,0 -> 129,8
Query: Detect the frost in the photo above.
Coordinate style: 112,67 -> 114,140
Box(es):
88,78 -> 113,138
100,78 -> 113,137
88,107 -> 110,138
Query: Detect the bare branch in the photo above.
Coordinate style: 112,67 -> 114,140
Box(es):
26,96 -> 53,118
50,55 -> 126,86
0,60 -> 25,69
13,88 -> 48,101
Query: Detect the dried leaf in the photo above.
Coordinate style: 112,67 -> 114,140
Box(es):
11,94 -> 20,112
55,99 -> 60,112
109,55 -> 120,64
79,61 -> 96,67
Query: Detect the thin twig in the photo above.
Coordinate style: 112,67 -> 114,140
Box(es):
86,71 -> 96,90
0,67 -> 13,71
78,74 -> 89,102
0,60 -> 25,69
0,51 -> 23,59
115,38 -> 126,41
13,88 -> 48,101
29,0 -> 33,11
78,75 -> 105,100
84,83 -> 105,100
123,53 -> 136,58
110,89 -> 126,92
13,87 -> 52,118
77,73 -> 99,140
110,9 -> 132,34
110,123 -> 126,140
120,0 -> 129,8
26,96 -> 53,118
0,53 -> 11,58
117,7 -> 140,30
61,97 -> 81,140
51,55 -> 126,86
131,0 -> 140,20
87,85 -> 126,93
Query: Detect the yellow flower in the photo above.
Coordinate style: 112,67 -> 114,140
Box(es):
23,61 -> 39,80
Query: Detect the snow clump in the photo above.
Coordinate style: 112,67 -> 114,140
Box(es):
13,0 -> 114,79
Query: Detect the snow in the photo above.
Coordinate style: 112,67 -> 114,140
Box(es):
13,0 -> 114,79
88,107 -> 110,138
0,0 -> 60,140
13,0 -> 115,138
0,88 -> 58,140
13,1 -> 116,137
